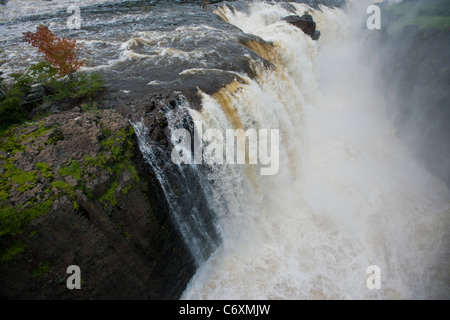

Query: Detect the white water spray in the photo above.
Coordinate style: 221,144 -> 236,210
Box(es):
181,1 -> 450,299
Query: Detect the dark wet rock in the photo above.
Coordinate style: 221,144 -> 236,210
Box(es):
312,30 -> 321,41
0,108 -> 195,299
282,14 -> 320,40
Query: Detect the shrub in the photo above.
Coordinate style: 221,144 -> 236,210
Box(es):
0,93 -> 27,126
1,27 -> 104,128
0,69 -> 38,127
23,25 -> 84,78
45,72 -> 104,102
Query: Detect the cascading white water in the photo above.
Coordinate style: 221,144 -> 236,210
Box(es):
180,1 -> 450,299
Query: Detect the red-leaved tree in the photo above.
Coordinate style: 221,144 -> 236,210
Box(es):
23,25 -> 84,78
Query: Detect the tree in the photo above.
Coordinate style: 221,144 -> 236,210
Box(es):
23,25 -> 84,79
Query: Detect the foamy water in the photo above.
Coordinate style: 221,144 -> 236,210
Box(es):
181,1 -> 450,299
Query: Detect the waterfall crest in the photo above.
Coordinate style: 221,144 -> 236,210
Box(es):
173,1 -> 450,299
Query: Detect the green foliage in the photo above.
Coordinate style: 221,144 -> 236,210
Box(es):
1,60 -> 104,128
32,261 -> 50,277
0,90 -> 28,126
35,162 -> 54,179
0,125 -> 58,251
20,126 -> 52,143
0,240 -> 26,263
58,159 -> 82,181
28,61 -> 58,86
46,128 -> 64,146
0,133 -> 26,155
51,180 -> 75,197
10,72 -> 33,93
0,189 -> 9,202
81,102 -> 100,112
45,72 -> 104,103
0,113 -> 140,263
0,70 -> 35,127
99,180 -> 119,207
85,126 -> 139,207
12,171 -> 38,192
51,180 -> 78,210
0,124 -> 53,156
0,160 -> 34,201
0,199 -> 53,238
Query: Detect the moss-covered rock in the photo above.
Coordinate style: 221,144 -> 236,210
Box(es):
0,107 -> 194,299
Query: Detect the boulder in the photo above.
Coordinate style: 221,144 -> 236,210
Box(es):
282,14 -> 321,40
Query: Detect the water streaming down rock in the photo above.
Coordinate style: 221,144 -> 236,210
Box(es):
178,1 -> 450,299
131,96 -> 224,265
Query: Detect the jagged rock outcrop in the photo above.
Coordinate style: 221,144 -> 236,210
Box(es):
0,107 -> 195,299
282,15 -> 321,40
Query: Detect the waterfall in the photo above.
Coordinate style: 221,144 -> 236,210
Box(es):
173,1 -> 449,299
131,97 -> 223,265
120,1 -> 450,299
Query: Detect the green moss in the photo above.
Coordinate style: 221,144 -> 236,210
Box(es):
127,165 -> 140,183
101,126 -> 111,137
51,180 -> 76,198
21,126 -> 52,143
99,180 -> 119,207
46,128 -> 64,146
0,189 -> 9,202
50,180 -> 79,210
0,240 -> 26,263
0,133 -> 26,155
0,199 -> 53,238
1,161 -> 35,194
32,262 -> 50,278
0,115 -> 141,263
12,171 -> 38,191
85,125 -> 139,207
121,184 -> 132,195
81,102 -> 100,113
58,160 -> 82,181
35,162 -> 50,172
35,162 -> 54,179
1,123 -> 55,156
79,180 -> 94,200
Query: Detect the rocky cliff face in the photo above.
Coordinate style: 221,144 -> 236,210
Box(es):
0,106 -> 195,299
